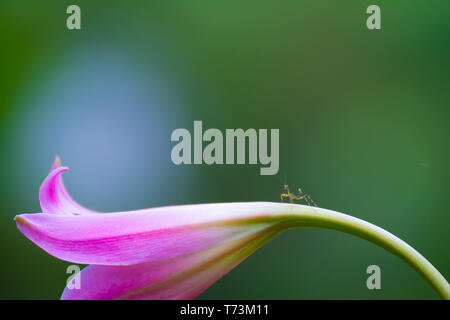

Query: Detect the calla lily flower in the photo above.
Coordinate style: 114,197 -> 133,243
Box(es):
16,157 -> 450,300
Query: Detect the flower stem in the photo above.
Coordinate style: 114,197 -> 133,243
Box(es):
276,203 -> 450,299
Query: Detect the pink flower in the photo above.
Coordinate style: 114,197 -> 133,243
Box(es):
15,157 -> 450,299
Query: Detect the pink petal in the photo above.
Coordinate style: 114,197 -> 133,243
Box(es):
61,226 -> 278,300
16,202 -> 285,265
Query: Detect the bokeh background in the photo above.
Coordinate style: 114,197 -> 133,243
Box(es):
0,1 -> 449,299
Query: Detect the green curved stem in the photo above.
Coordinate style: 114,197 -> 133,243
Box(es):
269,203 -> 449,299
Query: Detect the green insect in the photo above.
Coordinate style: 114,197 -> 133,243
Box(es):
280,184 -> 317,207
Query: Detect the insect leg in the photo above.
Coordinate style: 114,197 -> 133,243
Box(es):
305,194 -> 318,207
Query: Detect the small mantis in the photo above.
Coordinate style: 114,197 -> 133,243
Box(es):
280,185 -> 317,206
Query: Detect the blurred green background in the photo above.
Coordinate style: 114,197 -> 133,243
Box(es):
0,1 -> 449,299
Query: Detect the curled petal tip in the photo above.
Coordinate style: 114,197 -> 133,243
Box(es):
39,166 -> 70,214
39,159 -> 98,215
50,155 -> 62,171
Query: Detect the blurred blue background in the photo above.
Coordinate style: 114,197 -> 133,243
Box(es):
0,1 -> 449,299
